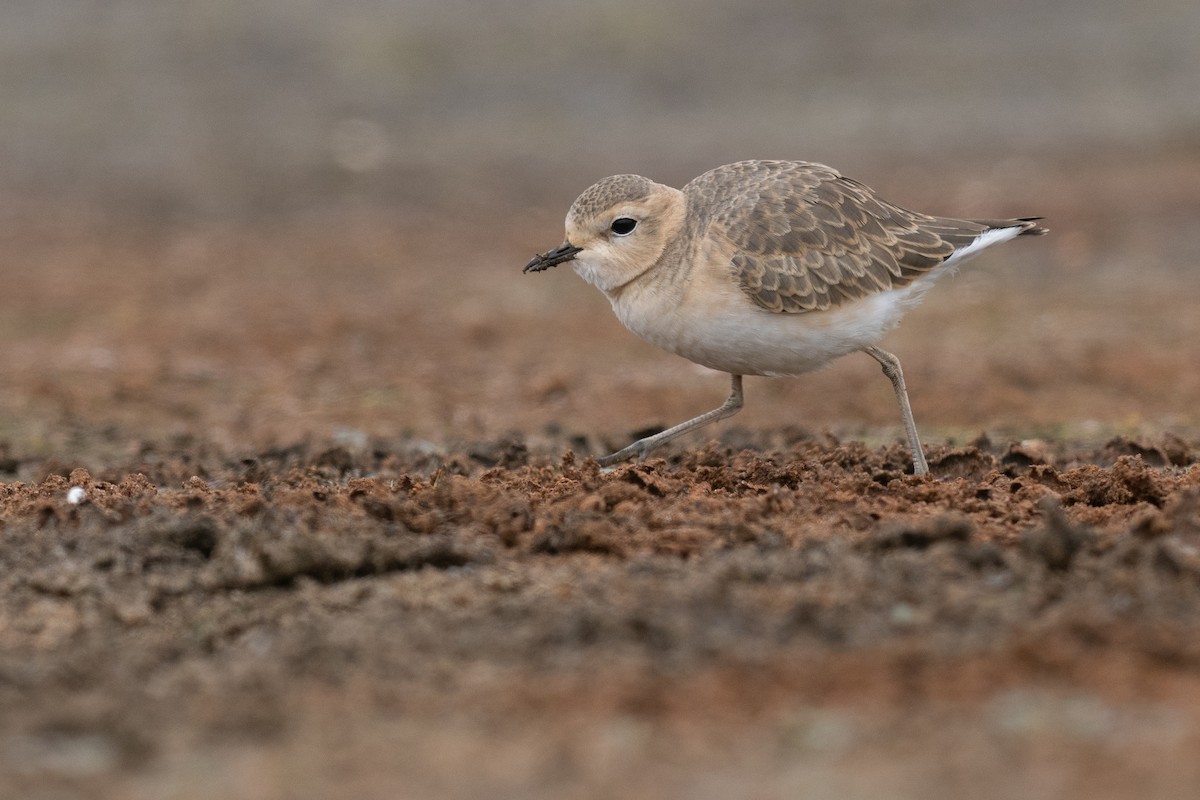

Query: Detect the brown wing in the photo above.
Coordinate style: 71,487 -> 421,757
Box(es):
684,161 -> 1001,313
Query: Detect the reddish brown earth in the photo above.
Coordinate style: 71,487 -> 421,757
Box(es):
1,150 -> 1200,799
2,435 -> 1200,800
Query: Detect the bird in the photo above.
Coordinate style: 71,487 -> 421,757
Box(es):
523,160 -> 1046,475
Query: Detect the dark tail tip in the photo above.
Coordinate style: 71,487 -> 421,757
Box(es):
1015,217 -> 1049,236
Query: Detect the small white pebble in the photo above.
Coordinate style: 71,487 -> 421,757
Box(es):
66,486 -> 87,505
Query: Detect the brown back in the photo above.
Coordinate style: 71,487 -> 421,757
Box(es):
684,161 -> 1041,313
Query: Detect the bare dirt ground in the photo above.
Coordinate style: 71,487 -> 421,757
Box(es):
1,148 -> 1200,799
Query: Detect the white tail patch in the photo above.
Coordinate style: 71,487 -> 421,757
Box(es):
942,225 -> 1025,271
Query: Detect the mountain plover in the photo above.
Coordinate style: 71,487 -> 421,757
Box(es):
524,160 -> 1046,474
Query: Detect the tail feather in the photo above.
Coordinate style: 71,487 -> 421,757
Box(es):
976,217 -> 1048,236
931,215 -> 1047,270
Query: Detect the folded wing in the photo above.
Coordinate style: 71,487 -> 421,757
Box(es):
685,160 -> 1044,313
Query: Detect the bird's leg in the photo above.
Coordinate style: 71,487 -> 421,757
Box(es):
863,346 -> 929,475
597,374 -> 744,467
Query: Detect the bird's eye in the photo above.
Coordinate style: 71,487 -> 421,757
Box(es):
610,218 -> 638,236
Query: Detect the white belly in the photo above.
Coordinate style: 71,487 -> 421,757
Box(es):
609,272 -> 941,377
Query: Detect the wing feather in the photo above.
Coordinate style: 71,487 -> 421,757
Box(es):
684,161 -> 1031,313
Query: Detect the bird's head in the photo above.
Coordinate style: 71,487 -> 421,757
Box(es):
524,174 -> 687,295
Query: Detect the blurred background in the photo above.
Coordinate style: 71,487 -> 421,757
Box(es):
1,0 -> 1198,463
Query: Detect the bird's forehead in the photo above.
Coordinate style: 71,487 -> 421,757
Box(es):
567,174 -> 655,226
